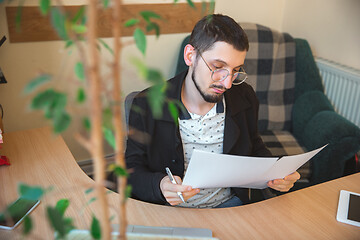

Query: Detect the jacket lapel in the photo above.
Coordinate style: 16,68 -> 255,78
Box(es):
223,85 -> 252,154
158,70 -> 188,123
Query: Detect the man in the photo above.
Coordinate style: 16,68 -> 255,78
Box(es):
125,14 -> 300,208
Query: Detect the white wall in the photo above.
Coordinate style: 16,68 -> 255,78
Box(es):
282,0 -> 360,69
0,0 -> 359,161
216,0 -> 285,31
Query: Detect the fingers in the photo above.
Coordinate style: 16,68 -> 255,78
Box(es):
183,188 -> 200,198
284,171 -> 301,181
161,176 -> 191,192
160,176 -> 200,205
166,188 -> 200,206
268,171 -> 301,192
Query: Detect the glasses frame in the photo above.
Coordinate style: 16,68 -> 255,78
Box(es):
198,52 -> 248,85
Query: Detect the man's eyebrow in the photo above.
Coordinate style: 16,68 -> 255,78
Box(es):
213,58 -> 244,69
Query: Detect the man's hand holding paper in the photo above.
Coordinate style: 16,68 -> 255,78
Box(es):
182,145 -> 326,191
267,171 -> 301,192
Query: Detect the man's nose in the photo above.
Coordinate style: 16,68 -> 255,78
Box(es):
220,74 -> 233,89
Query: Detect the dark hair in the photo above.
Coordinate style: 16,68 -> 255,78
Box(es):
189,14 -> 249,55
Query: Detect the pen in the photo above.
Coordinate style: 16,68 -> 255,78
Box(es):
165,167 -> 186,203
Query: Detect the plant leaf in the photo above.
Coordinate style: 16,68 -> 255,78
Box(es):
102,0 -> 110,8
24,74 -> 52,94
186,0 -> 196,9
168,101 -> 179,125
103,127 -> 115,149
31,89 -> 57,110
53,112 -> 71,133
148,84 -> 166,118
134,28 -> 146,55
23,216 -> 32,235
55,199 -> 70,216
146,22 -> 160,38
39,0 -> 50,15
71,24 -> 87,34
53,92 -> 67,116
50,7 -> 69,40
108,164 -> 128,177
85,188 -> 94,194
140,11 -> 161,23
109,215 -> 116,222
201,1 -> 207,15
76,88 -> 86,103
15,0 -> 24,32
87,197 -> 97,205
47,206 -> 66,237
209,0 -> 216,13
124,18 -> 140,27
83,117 -> 91,131
63,217 -> 75,234
90,216 -> 101,240
65,40 -> 74,48
102,107 -> 113,129
74,62 -> 85,81
130,57 -> 147,79
125,185 -> 132,200
98,39 -> 114,55
146,68 -> 165,85
31,89 -> 70,132
18,183 -> 44,200
71,6 -> 85,24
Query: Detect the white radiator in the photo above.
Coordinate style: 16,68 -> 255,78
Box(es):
316,58 -> 360,128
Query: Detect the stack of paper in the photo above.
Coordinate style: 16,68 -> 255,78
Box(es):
182,145 -> 327,189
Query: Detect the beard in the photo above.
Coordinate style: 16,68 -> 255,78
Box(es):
191,67 -> 226,103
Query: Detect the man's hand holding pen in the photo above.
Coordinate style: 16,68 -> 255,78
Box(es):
160,169 -> 200,206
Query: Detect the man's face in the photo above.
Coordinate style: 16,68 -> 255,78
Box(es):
191,42 -> 247,103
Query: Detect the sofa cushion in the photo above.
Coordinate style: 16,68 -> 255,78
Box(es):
261,130 -> 310,183
241,23 -> 296,132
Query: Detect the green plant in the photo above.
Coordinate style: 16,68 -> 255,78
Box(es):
1,0 -> 215,239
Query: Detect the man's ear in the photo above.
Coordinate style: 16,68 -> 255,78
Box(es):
184,44 -> 196,66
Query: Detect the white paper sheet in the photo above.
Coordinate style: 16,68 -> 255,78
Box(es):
182,145 -> 327,189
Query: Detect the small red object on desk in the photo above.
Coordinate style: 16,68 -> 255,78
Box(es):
0,128 -> 9,165
0,155 -> 10,165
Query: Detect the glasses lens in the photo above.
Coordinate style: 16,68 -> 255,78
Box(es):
211,67 -> 247,85
232,72 -> 247,85
212,69 -> 229,82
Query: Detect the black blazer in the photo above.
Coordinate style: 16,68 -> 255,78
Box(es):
125,70 -> 271,205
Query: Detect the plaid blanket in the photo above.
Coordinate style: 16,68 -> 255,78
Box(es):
261,130 -> 309,183
240,23 -> 296,133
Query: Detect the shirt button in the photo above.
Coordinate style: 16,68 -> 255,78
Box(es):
172,159 -> 176,163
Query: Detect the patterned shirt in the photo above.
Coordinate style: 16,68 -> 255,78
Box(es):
177,98 -> 234,208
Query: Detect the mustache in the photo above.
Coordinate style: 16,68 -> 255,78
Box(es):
210,84 -> 226,90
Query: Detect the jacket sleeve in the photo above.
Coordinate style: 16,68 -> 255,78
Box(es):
125,96 -> 168,204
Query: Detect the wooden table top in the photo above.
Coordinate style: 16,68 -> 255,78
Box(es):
0,127 -> 359,239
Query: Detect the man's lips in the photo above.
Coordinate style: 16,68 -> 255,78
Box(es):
211,87 -> 226,94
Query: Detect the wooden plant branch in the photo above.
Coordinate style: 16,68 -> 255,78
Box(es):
87,0 -> 111,239
111,0 -> 128,239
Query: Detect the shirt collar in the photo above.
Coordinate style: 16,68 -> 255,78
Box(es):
179,97 -> 225,120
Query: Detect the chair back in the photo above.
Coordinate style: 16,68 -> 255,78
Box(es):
124,91 -> 140,129
241,23 -> 296,132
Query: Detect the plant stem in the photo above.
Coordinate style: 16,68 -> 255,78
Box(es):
112,1 -> 128,239
88,0 -> 111,239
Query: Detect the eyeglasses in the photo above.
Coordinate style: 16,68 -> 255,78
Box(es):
198,52 -> 248,85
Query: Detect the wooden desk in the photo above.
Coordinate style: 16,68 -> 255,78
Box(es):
0,128 -> 359,239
